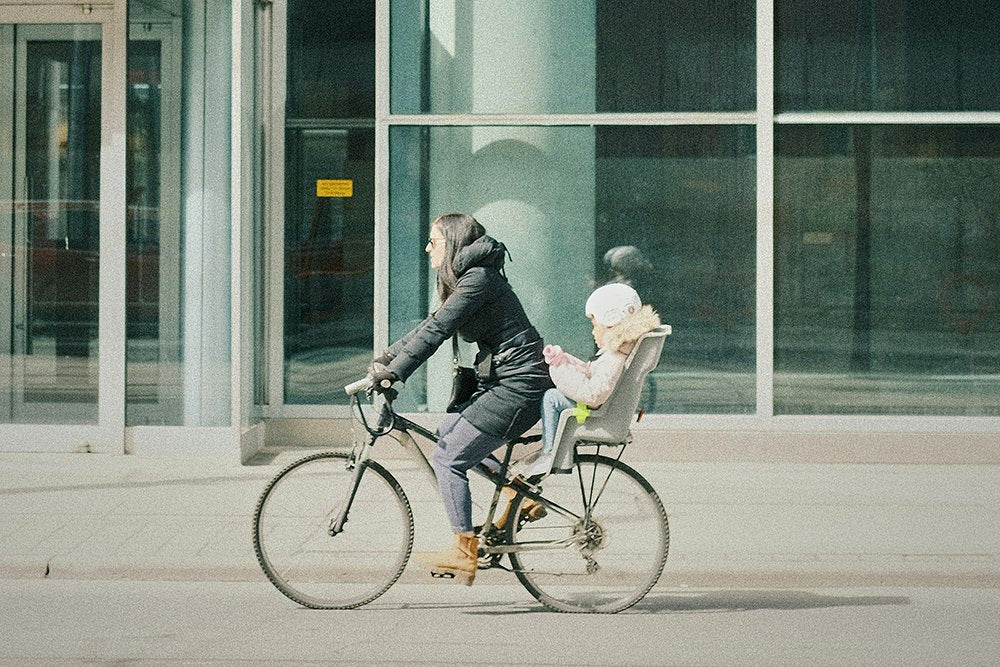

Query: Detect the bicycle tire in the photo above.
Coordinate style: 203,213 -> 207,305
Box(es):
253,451 -> 413,609
508,453 -> 668,613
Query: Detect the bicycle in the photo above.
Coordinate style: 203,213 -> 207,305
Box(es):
252,374 -> 669,614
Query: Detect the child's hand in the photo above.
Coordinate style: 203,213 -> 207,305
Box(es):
543,344 -> 567,367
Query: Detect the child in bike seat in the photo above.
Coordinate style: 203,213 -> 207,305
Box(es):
518,282 -> 660,479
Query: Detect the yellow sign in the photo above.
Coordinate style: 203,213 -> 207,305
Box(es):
316,179 -> 353,197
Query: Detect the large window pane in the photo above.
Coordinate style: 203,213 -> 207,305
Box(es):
126,31 -> 180,424
124,0 -> 232,426
287,0 -> 374,119
597,0 -> 754,112
283,128 -> 374,404
283,0 -> 375,406
777,1 -> 1000,111
389,125 -> 756,414
3,26 -> 101,424
775,125 -> 1000,415
391,0 -> 754,114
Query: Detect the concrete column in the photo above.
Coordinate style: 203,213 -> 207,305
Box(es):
181,0 -> 232,426
425,1 -> 597,409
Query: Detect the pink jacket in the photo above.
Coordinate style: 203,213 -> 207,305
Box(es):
545,305 -> 661,408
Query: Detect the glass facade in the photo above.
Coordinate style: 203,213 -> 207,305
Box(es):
8,0 -> 999,455
380,1 -> 760,418
771,0 -> 1000,417
2,25 -> 102,424
124,0 -> 232,426
391,0 -> 755,114
376,0 -> 998,423
282,0 -> 375,405
777,1 -> 1000,111
775,125 -> 1000,415
390,125 -> 756,414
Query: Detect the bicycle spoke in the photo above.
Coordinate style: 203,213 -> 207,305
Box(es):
509,454 -> 668,613
253,452 -> 413,609
576,457 -> 618,518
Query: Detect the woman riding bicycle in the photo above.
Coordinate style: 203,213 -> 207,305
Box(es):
369,212 -> 552,585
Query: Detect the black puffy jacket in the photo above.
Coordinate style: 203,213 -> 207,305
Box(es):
384,235 -> 553,438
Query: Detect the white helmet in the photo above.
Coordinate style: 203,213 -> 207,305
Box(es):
585,283 -> 641,327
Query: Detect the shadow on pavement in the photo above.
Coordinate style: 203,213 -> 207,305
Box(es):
630,589 -> 910,613
452,590 -> 910,616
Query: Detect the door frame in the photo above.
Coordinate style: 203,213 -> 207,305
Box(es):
125,16 -> 182,426
0,23 -> 13,425
10,22 -> 104,424
0,2 -> 127,452
262,0 -> 380,420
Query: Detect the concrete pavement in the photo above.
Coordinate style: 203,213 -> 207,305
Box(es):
1,448 -> 999,588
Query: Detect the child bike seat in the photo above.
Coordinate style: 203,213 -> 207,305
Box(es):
547,325 -> 671,475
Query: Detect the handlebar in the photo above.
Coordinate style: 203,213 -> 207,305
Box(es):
344,376 -> 373,396
344,374 -> 397,437
345,365 -> 395,397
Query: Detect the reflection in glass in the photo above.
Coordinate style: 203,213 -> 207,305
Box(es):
389,125 -> 756,415
596,126 -> 757,413
125,35 -> 181,424
286,0 -> 374,119
281,0 -> 375,406
2,27 -> 101,424
284,128 -> 374,404
123,0 -> 233,426
777,0 -> 1000,111
596,0 -> 754,112
391,0 -> 754,114
775,125 -> 1000,415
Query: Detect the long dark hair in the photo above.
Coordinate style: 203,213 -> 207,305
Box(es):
433,212 -> 486,301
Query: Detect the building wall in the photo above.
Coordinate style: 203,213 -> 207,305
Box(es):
5,0 -> 997,457
258,0 -> 1000,459
0,0 -> 236,454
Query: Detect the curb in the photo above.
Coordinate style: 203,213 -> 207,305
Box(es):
5,556 -> 1000,589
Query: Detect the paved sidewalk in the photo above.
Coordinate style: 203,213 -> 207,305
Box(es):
1,450 -> 998,588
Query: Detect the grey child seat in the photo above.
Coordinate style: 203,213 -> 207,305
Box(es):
549,324 -> 672,474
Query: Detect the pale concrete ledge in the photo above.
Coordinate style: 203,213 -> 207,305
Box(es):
259,417 -> 1000,464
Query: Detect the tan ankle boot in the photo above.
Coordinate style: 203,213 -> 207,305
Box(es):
494,487 -> 547,532
416,533 -> 479,586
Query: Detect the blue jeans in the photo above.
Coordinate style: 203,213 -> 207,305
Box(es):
541,388 -> 576,454
433,412 -> 504,533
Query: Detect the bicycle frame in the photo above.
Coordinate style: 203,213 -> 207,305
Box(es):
256,379 -> 667,613
333,391 -> 595,555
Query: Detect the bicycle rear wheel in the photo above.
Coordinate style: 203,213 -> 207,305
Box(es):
253,452 -> 413,609
508,453 -> 668,613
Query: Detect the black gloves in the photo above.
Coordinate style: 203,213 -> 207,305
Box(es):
369,366 -> 398,393
373,352 -> 392,367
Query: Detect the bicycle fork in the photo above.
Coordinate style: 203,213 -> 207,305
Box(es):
328,439 -> 375,536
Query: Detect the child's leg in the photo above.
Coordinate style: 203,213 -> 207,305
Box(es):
541,388 -> 578,454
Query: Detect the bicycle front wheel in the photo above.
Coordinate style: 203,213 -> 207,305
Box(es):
508,453 -> 668,613
253,452 -> 413,609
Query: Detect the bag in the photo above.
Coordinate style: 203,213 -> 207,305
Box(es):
447,335 -> 477,413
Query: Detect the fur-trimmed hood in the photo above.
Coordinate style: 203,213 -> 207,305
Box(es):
602,304 -> 661,355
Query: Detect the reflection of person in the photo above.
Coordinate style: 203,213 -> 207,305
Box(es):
520,283 -> 660,478
603,245 -> 652,289
370,213 -> 552,586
